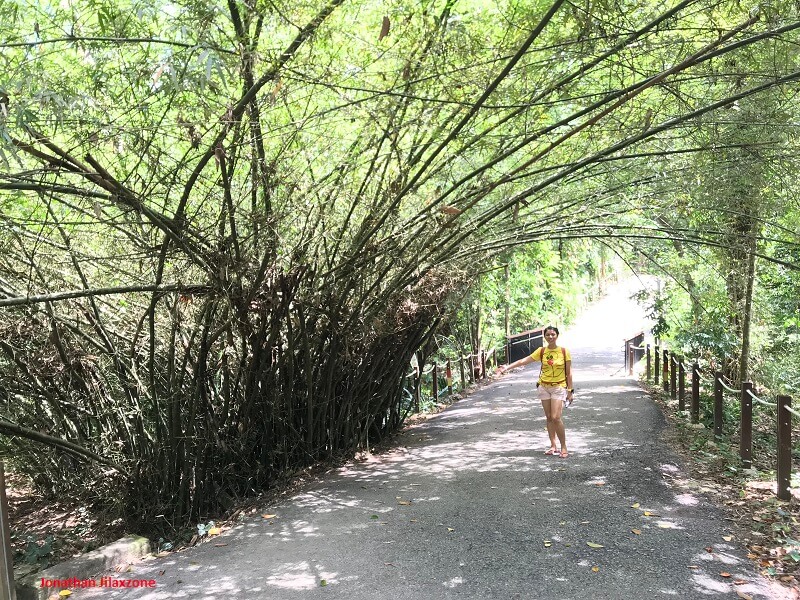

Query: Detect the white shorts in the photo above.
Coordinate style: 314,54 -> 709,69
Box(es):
537,385 -> 567,401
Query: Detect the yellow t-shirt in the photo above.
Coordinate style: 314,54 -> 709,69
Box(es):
531,346 -> 571,386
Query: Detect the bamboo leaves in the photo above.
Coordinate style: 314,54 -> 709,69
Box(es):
0,0 -> 799,526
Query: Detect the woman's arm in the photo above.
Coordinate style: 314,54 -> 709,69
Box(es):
565,360 -> 574,400
496,353 -> 536,374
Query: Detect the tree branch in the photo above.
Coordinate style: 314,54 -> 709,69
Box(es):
0,284 -> 210,308
0,417 -> 128,476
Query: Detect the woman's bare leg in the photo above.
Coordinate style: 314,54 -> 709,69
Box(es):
547,399 -> 567,453
541,399 -> 557,451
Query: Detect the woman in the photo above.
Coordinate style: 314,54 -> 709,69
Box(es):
496,326 -> 574,458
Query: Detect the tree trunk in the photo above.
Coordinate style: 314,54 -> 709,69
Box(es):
739,250 -> 757,385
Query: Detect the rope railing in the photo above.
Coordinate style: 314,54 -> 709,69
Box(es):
785,405 -> 800,419
717,377 -> 739,394
746,388 -> 777,408
634,343 -> 795,501
405,347 -> 500,412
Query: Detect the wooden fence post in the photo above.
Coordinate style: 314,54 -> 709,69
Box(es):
670,355 -> 677,400
446,359 -> 453,396
714,371 -> 723,438
654,346 -> 660,385
432,363 -> 439,402
678,357 -> 685,412
662,349 -> 669,392
623,340 -> 628,373
628,346 -> 634,375
740,382 -> 753,469
414,367 -> 421,413
459,356 -> 466,391
481,350 -> 487,380
646,344 -> 651,381
777,395 -> 792,501
691,363 -> 700,424
0,461 -> 15,600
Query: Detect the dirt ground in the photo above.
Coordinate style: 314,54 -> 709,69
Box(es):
648,383 -> 800,596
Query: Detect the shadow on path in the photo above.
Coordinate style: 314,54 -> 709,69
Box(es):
74,281 -> 793,600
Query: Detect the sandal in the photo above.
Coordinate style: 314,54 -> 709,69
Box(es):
544,448 -> 558,455
559,450 -> 569,458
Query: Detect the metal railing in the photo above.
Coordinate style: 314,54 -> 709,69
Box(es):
623,332 -> 645,375
506,328 -> 544,364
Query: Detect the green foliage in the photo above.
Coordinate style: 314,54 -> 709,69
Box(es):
1,0 -> 799,532
18,534 -> 54,566
440,239 -> 607,358
633,287 -> 670,340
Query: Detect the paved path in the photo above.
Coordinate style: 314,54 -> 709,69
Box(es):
75,280 -> 792,599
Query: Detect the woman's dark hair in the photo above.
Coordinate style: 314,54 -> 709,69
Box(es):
544,325 -> 559,336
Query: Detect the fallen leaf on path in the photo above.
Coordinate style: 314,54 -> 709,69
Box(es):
591,566 -> 599,572
447,528 -> 454,532
720,572 -> 731,578
261,514 -> 277,519
688,565 -> 699,570
657,522 -> 674,529
781,576 -> 796,582
733,580 -> 747,585
643,511 -> 659,517
543,540 -> 552,547
214,543 -> 228,547
735,591 -> 753,600
59,592 -> 72,598
631,503 -> 640,508
320,579 -> 327,587
398,500 -> 412,505
631,529 -> 641,535
705,547 -> 714,553
208,527 -> 221,536
587,542 -> 604,548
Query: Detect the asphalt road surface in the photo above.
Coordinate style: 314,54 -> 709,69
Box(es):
74,280 -> 793,599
